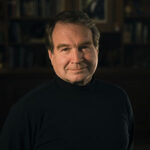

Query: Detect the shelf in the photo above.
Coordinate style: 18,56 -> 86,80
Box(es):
9,17 -> 53,22
0,43 -> 7,46
0,42 -> 45,47
7,42 -> 45,47
0,67 -> 53,78
124,16 -> 150,22
124,43 -> 150,48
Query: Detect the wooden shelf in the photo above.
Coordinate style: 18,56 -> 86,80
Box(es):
124,16 -> 150,22
124,43 -> 150,48
7,42 -> 45,47
9,17 -> 53,22
0,43 -> 7,46
0,67 -> 51,75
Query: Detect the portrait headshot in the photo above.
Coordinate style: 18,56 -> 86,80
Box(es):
0,10 -> 134,150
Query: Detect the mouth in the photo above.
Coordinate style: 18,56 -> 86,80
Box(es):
68,67 -> 87,71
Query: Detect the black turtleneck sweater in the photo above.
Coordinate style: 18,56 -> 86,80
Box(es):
0,77 -> 134,150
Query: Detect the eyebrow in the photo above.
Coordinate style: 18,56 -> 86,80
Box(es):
57,44 -> 70,50
56,41 -> 92,50
80,41 -> 92,46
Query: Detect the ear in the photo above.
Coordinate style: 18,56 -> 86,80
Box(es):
95,48 -> 99,55
97,48 -> 99,54
48,49 -> 53,62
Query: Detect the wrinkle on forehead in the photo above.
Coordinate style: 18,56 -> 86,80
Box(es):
52,22 -> 93,48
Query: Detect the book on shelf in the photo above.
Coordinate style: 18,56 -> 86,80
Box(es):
19,47 -> 26,68
123,21 -> 149,44
0,22 -> 5,43
7,0 -> 66,18
20,0 -> 39,17
135,22 -> 143,43
0,33 -> 4,43
133,47 -> 150,68
40,0 -> 66,18
7,0 -> 20,17
8,46 -> 34,68
0,50 -> 4,69
123,24 -> 132,44
55,0 -> 66,15
143,25 -> 149,44
9,22 -> 21,43
29,38 -> 45,44
25,48 -> 34,68
8,47 -> 16,68
8,21 -> 46,44
21,22 -> 46,43
0,1 -> 4,19
8,0 -> 39,17
8,46 -> 49,69
8,0 -> 16,17
101,48 -> 120,67
134,22 -> 149,43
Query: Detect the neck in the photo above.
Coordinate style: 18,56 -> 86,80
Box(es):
64,78 -> 92,86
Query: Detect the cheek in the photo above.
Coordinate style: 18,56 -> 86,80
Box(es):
55,55 -> 70,68
85,51 -> 98,63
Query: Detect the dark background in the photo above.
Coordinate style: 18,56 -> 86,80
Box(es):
0,0 -> 150,149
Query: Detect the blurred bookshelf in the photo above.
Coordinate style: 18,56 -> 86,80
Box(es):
0,0 -> 67,70
0,0 -> 150,72
122,0 -> 150,69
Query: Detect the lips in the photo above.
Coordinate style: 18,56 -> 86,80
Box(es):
67,66 -> 87,71
71,67 -> 86,70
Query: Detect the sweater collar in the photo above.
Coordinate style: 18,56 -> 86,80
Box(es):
54,75 -> 96,92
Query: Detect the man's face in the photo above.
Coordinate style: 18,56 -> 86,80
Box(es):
48,22 -> 98,86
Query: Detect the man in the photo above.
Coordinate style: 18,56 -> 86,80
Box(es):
0,10 -> 134,150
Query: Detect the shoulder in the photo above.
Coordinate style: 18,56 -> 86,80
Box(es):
22,80 -> 55,99
9,79 -> 57,114
94,79 -> 131,106
0,81 -> 57,139
94,79 -> 133,117
94,79 -> 127,95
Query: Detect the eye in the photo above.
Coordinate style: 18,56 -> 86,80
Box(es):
61,47 -> 70,52
79,45 -> 90,51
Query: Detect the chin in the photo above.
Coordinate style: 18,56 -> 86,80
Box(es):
68,75 -> 91,85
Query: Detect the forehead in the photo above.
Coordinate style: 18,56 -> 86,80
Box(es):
54,22 -> 90,31
52,22 -> 92,41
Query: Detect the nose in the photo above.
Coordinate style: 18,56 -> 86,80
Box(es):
71,48 -> 83,63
